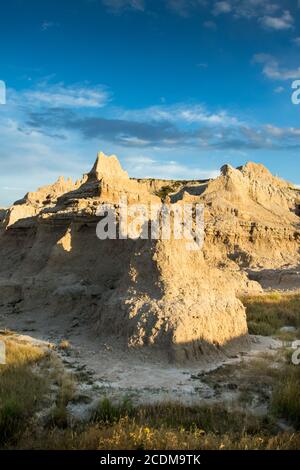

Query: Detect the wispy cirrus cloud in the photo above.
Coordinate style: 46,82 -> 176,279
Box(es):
23,82 -> 111,108
118,103 -> 241,127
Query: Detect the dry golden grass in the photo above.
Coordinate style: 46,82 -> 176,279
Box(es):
4,338 -> 45,365
18,416 -> 300,450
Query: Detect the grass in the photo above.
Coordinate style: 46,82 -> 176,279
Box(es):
44,354 -> 76,429
16,401 -> 300,450
1,313 -> 300,450
241,291 -> 300,429
91,399 -> 271,434
0,334 -> 76,445
1,338 -> 298,450
0,336 -> 48,444
91,397 -> 134,424
242,291 -> 300,337
272,363 -> 300,429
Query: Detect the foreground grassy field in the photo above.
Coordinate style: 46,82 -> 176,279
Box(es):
18,405 -> 300,450
1,291 -> 300,450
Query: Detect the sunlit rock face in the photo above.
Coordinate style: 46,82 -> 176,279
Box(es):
0,152 -> 299,362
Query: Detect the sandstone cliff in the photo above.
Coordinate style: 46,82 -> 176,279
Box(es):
0,152 -> 299,362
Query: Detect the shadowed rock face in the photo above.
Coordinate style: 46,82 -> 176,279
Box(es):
0,152 -> 299,362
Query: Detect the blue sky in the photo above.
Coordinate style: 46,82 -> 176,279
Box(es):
0,0 -> 300,206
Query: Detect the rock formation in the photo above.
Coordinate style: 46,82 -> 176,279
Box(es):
0,152 -> 299,362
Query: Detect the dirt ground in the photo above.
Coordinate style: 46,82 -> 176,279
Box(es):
0,302 -> 288,424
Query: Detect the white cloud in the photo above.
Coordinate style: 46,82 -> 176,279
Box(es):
260,10 -> 294,30
123,155 -> 219,179
23,83 -> 111,108
209,1 -> 293,32
0,116 -> 95,206
166,0 -> 207,17
119,136 -> 151,146
41,21 -> 59,31
264,124 -> 300,138
274,86 -> 284,93
292,37 -> 300,46
229,1 -> 279,19
211,0 -> 279,19
213,1 -> 232,16
102,0 -> 145,12
203,20 -> 217,29
253,54 -> 300,81
120,103 -> 241,127
100,1 -> 296,37
2,81 -> 300,206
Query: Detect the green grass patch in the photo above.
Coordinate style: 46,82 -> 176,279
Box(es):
272,363 -> 300,430
242,292 -> 300,336
91,397 -> 134,424
0,337 -> 48,444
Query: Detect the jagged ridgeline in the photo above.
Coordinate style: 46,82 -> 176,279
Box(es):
0,153 -> 299,362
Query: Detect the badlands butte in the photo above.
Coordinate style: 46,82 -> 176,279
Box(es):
0,152 -> 299,363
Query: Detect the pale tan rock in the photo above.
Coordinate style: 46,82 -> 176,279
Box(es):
0,153 -> 299,362
89,151 -> 129,181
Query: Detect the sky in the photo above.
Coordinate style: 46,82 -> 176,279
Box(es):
0,0 -> 300,206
